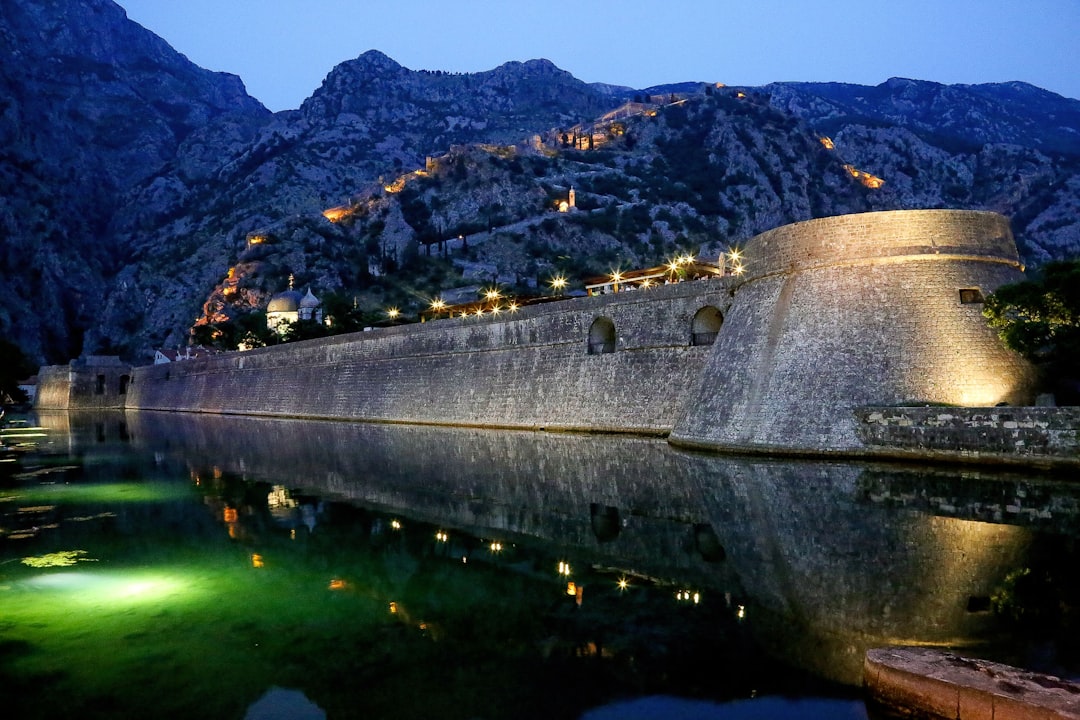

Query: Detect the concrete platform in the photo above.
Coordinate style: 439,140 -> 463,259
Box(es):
865,647 -> 1080,719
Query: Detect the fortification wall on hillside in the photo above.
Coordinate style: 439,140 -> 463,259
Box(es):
671,210 -> 1038,454
126,280 -> 733,434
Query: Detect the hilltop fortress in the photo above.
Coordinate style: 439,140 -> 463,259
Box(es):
39,209 -> 1078,465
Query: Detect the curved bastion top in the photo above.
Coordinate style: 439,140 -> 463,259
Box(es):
740,209 -> 1020,282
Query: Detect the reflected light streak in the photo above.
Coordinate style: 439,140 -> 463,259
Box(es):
20,571 -> 192,606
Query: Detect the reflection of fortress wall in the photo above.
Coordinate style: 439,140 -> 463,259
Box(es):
672,210 -> 1037,454
109,412 -> 1046,686
127,281 -> 731,435
122,411 -> 729,584
689,457 -> 1033,684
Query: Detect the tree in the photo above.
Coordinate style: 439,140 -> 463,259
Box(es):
0,339 -> 35,405
983,260 -> 1080,401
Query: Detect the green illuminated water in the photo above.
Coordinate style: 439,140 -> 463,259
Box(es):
2,411 -> 1078,719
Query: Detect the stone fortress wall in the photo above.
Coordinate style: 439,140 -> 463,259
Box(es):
669,209 -> 1037,454
123,279 -> 733,435
39,209 -> 1052,460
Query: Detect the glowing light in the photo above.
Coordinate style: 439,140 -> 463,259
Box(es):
819,136 -> 835,150
20,571 -> 191,606
490,305 -> 501,316
223,507 -> 238,523
435,531 -> 449,542
489,542 -> 503,552
474,307 -> 485,317
842,164 -> 885,189
251,554 -> 264,568
329,579 -> 346,590
429,298 -> 447,312
549,275 -> 568,293
390,519 -> 402,530
558,561 -> 572,576
322,206 -> 351,222
483,288 -> 502,302
693,592 -> 700,604
737,604 -> 746,619
386,307 -> 400,320
507,302 -> 519,313
389,601 -> 398,614
733,264 -> 745,276
617,577 -> 629,591
566,581 -> 577,596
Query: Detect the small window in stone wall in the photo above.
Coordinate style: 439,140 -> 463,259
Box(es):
587,317 -> 616,355
95,374 -> 106,395
119,375 -> 130,395
959,288 -> 985,304
691,306 -> 723,346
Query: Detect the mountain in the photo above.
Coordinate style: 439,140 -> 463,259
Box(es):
2,0 -> 1078,364
0,0 -> 268,361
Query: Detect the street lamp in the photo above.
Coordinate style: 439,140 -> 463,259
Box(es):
549,275 -> 568,295
610,270 -> 623,292
386,307 -> 400,321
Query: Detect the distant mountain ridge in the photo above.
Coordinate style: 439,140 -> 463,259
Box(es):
1,0 -> 1078,365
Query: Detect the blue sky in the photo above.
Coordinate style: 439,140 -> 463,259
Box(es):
118,0 -> 1080,112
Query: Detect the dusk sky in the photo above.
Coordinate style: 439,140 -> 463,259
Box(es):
117,1 -> 1080,112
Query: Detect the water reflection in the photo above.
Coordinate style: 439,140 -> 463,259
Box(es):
6,410 -> 1079,717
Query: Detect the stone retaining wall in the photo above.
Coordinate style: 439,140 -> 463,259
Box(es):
855,406 -> 1080,465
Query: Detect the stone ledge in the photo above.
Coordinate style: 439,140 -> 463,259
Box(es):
865,647 -> 1080,720
855,406 -> 1080,461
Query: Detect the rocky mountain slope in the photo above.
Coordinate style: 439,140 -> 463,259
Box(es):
2,0 -> 1078,364
0,0 -> 267,361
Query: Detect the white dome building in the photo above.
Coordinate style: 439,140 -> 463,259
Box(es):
266,276 -> 322,334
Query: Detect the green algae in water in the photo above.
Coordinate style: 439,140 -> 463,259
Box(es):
20,549 -> 96,568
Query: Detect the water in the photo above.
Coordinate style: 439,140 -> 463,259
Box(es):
1,410 -> 1078,719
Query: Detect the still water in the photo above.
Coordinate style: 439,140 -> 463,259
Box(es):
1,411 -> 1078,719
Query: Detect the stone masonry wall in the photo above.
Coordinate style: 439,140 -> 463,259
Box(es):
36,358 -> 131,410
672,210 -> 1037,453
855,406 -> 1080,464
35,365 -> 72,409
127,279 -> 733,433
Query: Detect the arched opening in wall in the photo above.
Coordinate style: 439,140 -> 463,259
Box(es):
588,317 -> 616,355
118,375 -> 130,395
691,306 -> 723,346
590,503 -> 621,543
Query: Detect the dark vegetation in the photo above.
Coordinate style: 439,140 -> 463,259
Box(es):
984,260 -> 1080,402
